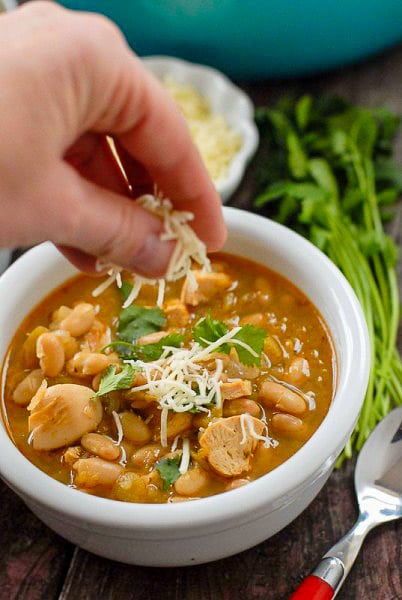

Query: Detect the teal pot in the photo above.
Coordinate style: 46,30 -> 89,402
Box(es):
60,0 -> 402,79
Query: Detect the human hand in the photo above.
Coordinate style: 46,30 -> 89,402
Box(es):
0,2 -> 226,276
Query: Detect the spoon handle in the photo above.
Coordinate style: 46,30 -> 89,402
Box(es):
289,557 -> 342,599
290,510 -> 375,599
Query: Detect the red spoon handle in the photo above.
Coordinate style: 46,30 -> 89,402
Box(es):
289,575 -> 334,599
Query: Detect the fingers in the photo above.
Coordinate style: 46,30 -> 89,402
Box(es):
62,24 -> 227,251
65,135 -> 129,196
114,68 -> 227,251
62,44 -> 227,251
56,246 -> 101,275
49,162 -> 175,276
66,135 -> 154,199
111,140 -> 154,197
0,2 -> 227,275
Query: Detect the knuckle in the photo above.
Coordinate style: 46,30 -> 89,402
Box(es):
94,201 -> 153,267
85,12 -> 123,42
21,1 -> 62,18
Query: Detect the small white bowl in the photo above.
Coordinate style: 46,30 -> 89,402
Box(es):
0,209 -> 370,566
142,56 -> 259,202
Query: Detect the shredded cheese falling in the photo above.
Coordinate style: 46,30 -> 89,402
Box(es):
92,193 -> 211,307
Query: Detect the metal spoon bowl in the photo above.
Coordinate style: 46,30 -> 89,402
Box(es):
291,405 -> 402,599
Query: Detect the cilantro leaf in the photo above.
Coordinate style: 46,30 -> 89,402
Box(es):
193,315 -> 267,366
118,305 -> 166,342
193,314 -> 229,351
101,341 -> 138,358
103,334 -> 184,362
95,364 -> 138,397
141,333 -> 184,361
232,324 -> 267,366
155,455 -> 181,490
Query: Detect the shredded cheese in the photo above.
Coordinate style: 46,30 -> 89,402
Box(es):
179,438 -> 191,475
92,272 -> 118,298
126,328 -> 252,446
118,445 -> 127,466
160,406 -> 169,448
239,413 -> 278,449
268,374 -> 315,409
112,411 -> 123,446
92,193 -> 211,308
171,435 -> 181,453
162,76 -> 242,183
305,391 -> 316,411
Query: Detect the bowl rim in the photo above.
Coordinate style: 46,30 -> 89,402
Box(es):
0,208 -> 370,533
141,55 -> 259,203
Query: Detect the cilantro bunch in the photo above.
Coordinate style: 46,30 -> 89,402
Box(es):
254,95 -> 402,464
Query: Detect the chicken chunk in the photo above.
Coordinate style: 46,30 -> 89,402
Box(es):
221,379 -> 252,400
165,301 -> 190,327
137,331 -> 170,345
63,445 -> 84,466
28,383 -> 102,451
199,415 -> 265,477
82,318 -> 112,352
181,271 -> 232,306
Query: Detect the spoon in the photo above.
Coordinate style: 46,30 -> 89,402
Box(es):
290,405 -> 402,599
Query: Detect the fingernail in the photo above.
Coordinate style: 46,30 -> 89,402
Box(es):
128,234 -> 174,278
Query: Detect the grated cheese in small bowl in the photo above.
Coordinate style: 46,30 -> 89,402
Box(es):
162,75 -> 242,185
142,56 -> 259,202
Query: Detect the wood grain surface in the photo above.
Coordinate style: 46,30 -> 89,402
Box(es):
1,40 -> 402,600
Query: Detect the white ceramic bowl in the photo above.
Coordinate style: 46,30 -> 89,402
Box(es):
142,56 -> 259,202
0,208 -> 370,566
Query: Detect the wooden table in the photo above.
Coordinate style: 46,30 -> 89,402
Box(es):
1,43 -> 402,600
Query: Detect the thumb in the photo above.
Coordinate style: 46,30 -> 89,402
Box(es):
48,163 -> 174,276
